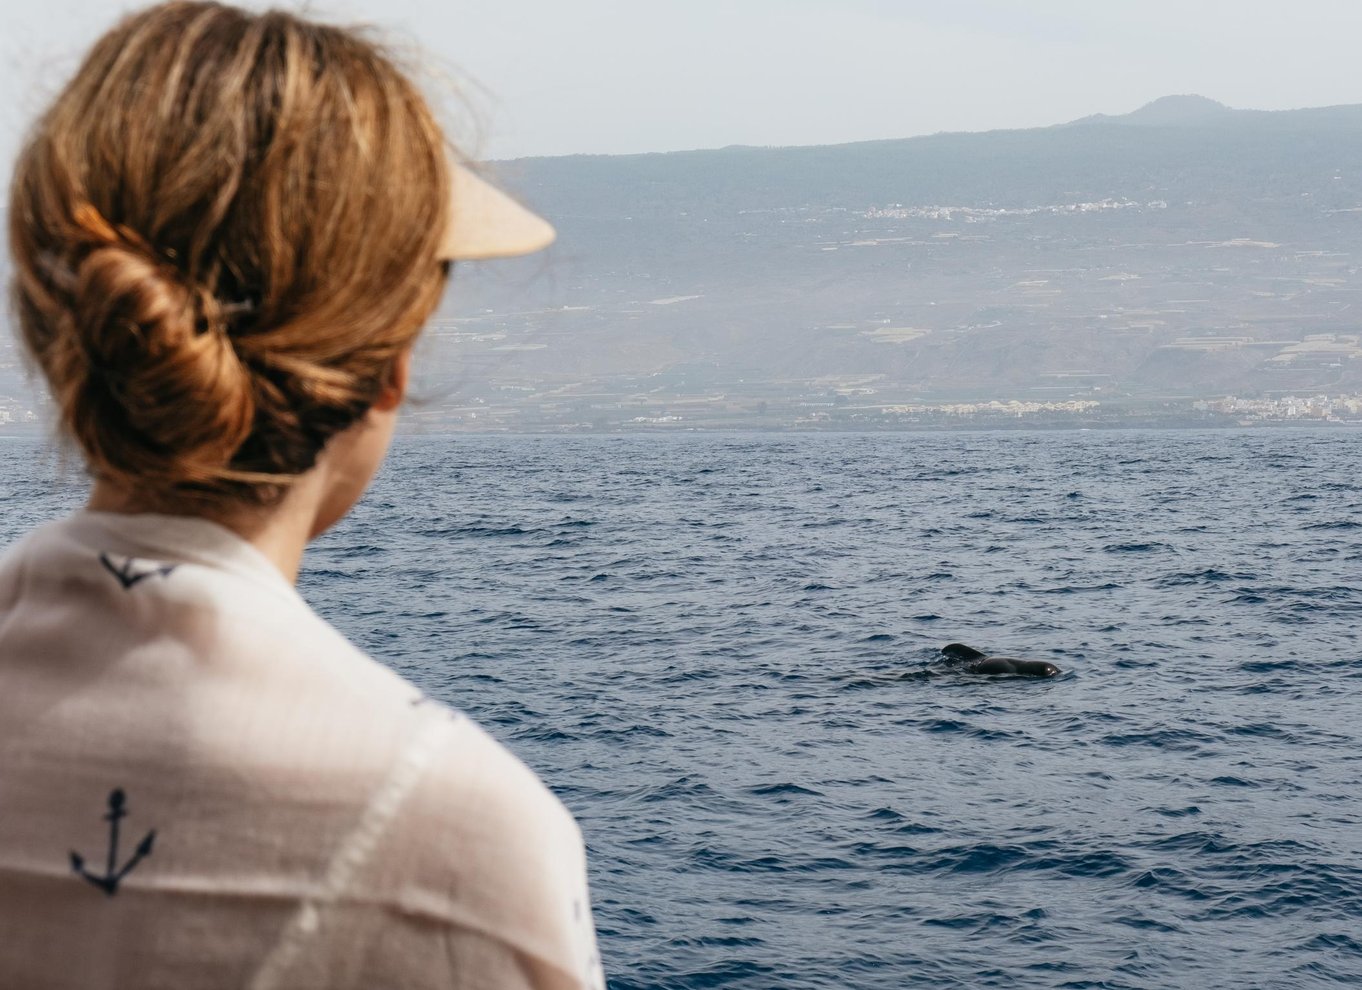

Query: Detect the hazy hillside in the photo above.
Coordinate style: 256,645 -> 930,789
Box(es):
420,96 -> 1362,427
7,97 -> 1362,429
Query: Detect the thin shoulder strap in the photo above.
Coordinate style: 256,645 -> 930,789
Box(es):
246,709 -> 458,990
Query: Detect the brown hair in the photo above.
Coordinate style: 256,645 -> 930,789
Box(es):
8,0 -> 451,504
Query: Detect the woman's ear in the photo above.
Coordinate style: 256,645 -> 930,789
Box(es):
371,348 -> 411,412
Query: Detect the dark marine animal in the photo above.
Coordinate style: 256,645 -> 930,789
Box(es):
942,643 -> 1061,678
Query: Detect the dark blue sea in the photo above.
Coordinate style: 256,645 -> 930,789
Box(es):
5,430 -> 1362,989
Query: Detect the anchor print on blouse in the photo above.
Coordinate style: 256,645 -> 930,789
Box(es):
70,789 -> 156,896
99,553 -> 177,590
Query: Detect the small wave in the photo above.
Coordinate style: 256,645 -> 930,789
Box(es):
1098,728 -> 1218,751
1150,805 -> 1202,818
1147,830 -> 1237,854
921,842 -> 1030,875
1128,866 -> 1210,899
588,724 -> 673,741
921,911 -> 1017,931
1156,568 -> 1254,586
1299,933 -> 1362,953
688,847 -> 853,874
748,783 -> 822,798
1111,912 -> 1184,933
1207,775 -> 1259,788
861,808 -> 940,835
451,524 -> 538,538
1024,848 -> 1134,878
663,934 -> 765,949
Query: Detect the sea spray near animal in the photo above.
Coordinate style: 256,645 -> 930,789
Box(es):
941,643 -> 1062,678
838,643 -> 1065,688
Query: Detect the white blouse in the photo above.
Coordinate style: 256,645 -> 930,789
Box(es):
0,510 -> 605,990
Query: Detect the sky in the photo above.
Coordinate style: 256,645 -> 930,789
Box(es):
4,0 -> 1362,168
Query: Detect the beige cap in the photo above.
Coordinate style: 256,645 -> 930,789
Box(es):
439,160 -> 556,260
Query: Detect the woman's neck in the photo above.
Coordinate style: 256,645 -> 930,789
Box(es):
83,403 -> 395,583
86,470 -> 329,585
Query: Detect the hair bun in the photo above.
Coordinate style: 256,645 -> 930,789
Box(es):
69,244 -> 256,487
12,2 -> 452,505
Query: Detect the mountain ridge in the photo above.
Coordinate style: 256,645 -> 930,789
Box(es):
497,95 -> 1362,168
1069,93 -> 1235,127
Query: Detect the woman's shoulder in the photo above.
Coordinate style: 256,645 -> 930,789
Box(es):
361,707 -> 600,986
416,708 -> 582,838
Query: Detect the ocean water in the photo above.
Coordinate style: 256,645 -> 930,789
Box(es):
5,430 -> 1362,989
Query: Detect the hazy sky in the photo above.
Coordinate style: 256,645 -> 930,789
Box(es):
5,0 -> 1362,166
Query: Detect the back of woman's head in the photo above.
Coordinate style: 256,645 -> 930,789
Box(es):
9,0 -> 451,505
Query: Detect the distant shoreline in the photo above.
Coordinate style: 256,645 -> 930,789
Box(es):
7,420 -> 1362,443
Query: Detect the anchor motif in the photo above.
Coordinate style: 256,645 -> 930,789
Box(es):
70,789 -> 156,896
99,553 -> 177,590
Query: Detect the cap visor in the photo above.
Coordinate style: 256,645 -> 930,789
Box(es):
439,161 -> 555,260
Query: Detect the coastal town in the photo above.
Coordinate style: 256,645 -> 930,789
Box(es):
7,333 -> 1362,433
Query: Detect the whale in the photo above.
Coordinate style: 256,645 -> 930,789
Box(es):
942,643 -> 1061,678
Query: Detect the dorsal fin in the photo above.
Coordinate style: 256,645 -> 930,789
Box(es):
942,643 -> 987,661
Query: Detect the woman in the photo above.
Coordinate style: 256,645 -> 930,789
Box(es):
1,3 -> 602,988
